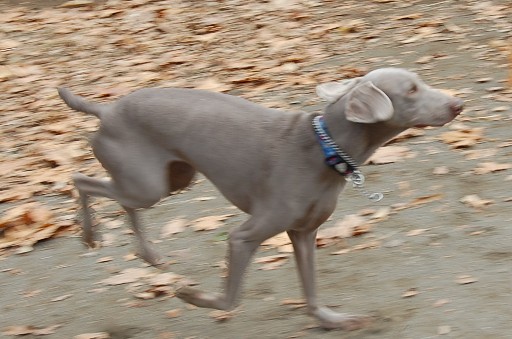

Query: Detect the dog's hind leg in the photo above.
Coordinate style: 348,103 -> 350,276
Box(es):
72,169 -> 166,266
72,173 -> 115,248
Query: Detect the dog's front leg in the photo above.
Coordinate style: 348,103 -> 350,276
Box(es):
287,229 -> 372,330
177,216 -> 282,310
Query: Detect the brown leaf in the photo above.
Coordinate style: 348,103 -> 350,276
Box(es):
473,162 -> 512,174
100,267 -> 153,285
2,324 -> 61,336
351,240 -> 381,250
330,248 -> 351,255
406,228 -> 429,236
209,310 -> 235,322
280,298 -> 306,309
261,232 -> 290,248
367,146 -> 415,165
369,207 -> 391,222
148,272 -> 182,286
402,288 -> 419,298
96,257 -> 113,263
438,325 -> 451,335
433,166 -> 450,175
134,292 -> 156,300
394,194 -> 444,211
433,299 -> 450,307
194,78 -> 232,92
317,214 -> 369,239
161,218 -> 188,238
74,332 -> 110,339
455,275 -> 478,285
388,128 -> 425,144
0,203 -> 65,251
50,294 -> 73,302
439,127 -> 484,148
254,254 -> 289,270
165,309 -> 183,318
460,195 -> 493,209
192,214 -> 233,231
277,244 -> 294,253
462,149 -> 498,160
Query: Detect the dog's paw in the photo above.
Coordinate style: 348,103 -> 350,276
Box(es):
312,307 -> 373,330
175,286 -> 227,310
137,248 -> 163,267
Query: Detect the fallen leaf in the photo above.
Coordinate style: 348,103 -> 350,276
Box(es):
2,324 -> 61,336
165,309 -> 182,318
460,195 -> 493,209
330,248 -> 351,255
74,332 -> 110,339
0,203 -> 69,251
438,325 -> 451,335
402,288 -> 419,298
192,196 -> 216,201
439,127 -> 484,148
50,294 -> 73,302
415,55 -> 433,64
261,232 -> 290,248
254,254 -> 289,270
100,267 -> 153,285
369,207 -> 391,222
394,194 -> 444,211
433,166 -> 450,175
277,244 -> 294,253
96,257 -> 113,263
455,275 -> 478,285
406,228 -> 429,236
352,240 -> 381,250
433,299 -> 450,307
148,272 -> 182,286
389,128 -> 425,144
317,214 -> 369,240
60,0 -> 95,8
161,218 -> 188,238
135,291 -> 156,299
123,253 -> 138,261
195,78 -> 232,92
473,162 -> 512,174
192,214 -> 233,231
104,220 -> 123,229
209,310 -> 235,322
280,298 -> 306,309
367,146 -> 415,165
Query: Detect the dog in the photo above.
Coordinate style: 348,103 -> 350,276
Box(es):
59,68 -> 463,330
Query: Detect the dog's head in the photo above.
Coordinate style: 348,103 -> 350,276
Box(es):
316,68 -> 463,128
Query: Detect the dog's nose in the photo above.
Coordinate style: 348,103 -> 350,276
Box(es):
450,99 -> 464,115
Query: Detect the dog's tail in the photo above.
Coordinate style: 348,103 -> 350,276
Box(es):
58,88 -> 108,119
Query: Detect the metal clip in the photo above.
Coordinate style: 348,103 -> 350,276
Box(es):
347,171 -> 384,202
348,171 -> 365,186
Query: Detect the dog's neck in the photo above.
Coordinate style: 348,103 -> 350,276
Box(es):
323,96 -> 406,166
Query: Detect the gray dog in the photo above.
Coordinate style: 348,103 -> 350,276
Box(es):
59,68 -> 463,330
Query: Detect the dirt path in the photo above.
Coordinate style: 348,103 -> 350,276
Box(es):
1,1 -> 511,338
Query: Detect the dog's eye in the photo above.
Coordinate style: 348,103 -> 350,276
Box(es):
408,84 -> 418,95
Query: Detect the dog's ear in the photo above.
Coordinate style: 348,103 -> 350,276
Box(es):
345,81 -> 394,123
316,78 -> 360,103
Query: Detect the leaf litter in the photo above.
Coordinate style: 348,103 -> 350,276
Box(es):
0,0 -> 510,259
